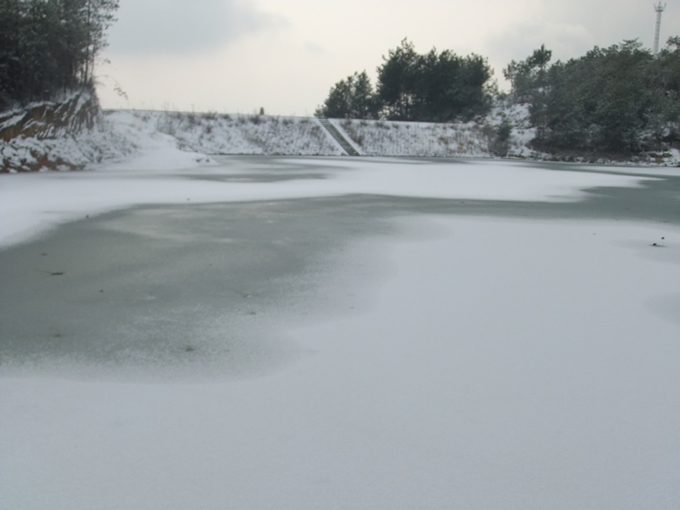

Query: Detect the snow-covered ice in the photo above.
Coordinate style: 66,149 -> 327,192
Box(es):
0,151 -> 656,250
1,153 -> 679,509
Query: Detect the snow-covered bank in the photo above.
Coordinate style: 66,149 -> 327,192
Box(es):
3,101 -> 680,171
1,108 -> 342,173
146,110 -> 343,156
122,108 -> 680,164
0,91 -> 138,173
330,117 -> 490,157
108,108 -> 510,159
328,104 -> 537,158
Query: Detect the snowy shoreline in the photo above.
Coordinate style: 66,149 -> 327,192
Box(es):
3,107 -> 680,174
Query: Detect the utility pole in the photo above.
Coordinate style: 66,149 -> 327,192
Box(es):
654,3 -> 666,56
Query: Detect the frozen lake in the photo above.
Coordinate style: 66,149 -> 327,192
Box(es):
1,157 -> 679,509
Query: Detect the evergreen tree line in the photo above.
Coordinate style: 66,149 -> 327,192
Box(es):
317,37 -> 680,154
505,38 -> 680,154
315,39 -> 494,122
0,0 -> 119,112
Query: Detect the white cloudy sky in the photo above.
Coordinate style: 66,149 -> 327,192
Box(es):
96,0 -> 680,116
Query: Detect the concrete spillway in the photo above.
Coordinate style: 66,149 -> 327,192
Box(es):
318,118 -> 360,156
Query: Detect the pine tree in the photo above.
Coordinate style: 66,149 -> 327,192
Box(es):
0,0 -> 119,111
377,40 -> 492,121
376,39 -> 419,120
315,71 -> 379,119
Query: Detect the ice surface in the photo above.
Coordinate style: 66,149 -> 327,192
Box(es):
1,216 -> 679,509
1,155 -> 679,509
0,156 -> 653,250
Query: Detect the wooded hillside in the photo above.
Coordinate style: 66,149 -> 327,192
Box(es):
317,37 -> 680,156
0,0 -> 118,111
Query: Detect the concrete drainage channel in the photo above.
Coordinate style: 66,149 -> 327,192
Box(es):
318,118 -> 360,156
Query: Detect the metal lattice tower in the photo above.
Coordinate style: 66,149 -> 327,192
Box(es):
654,3 -> 666,56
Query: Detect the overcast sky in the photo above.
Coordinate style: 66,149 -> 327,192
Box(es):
96,0 -> 680,116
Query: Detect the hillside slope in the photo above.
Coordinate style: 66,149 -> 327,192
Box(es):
0,91 -> 136,173
147,111 -> 343,156
3,101 -> 679,173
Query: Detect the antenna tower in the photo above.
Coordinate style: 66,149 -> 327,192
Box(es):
654,3 -> 666,55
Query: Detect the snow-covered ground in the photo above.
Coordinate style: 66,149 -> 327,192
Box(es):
485,102 -> 542,158
1,151 -> 679,509
1,109 -> 340,174
137,110 -> 343,156
0,115 -> 136,174
106,110 -> 498,159
331,118 -> 492,157
4,106 -> 680,172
